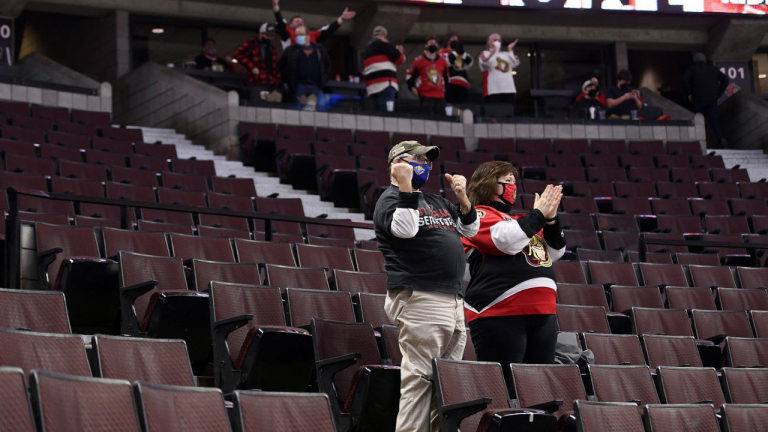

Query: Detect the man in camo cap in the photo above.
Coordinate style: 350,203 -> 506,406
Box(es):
374,140 -> 479,432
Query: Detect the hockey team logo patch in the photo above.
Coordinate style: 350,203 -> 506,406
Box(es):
427,66 -> 441,86
495,59 -> 510,73
524,235 -> 552,268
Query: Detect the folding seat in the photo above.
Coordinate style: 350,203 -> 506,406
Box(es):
656,215 -> 702,233
557,213 -> 593,231
118,252 -> 210,366
611,198 -> 652,216
665,287 -> 717,310
458,150 -> 494,165
546,167 -> 586,182
58,121 -> 98,136
509,363 -> 586,427
102,126 -> 143,142
29,104 -> 67,122
111,166 -> 158,186
170,158 -> 216,176
718,288 -> 768,311
476,138 -> 513,153
0,100 -> 30,116
315,127 -> 352,144
671,168 -> 710,183
234,239 -> 295,267
583,154 -> 620,168
730,198 -> 768,218
75,215 -> 124,229
295,243 -> 355,280
356,170 -> 391,218
443,161 -> 477,180
160,171 -> 208,192
1,125 -> 46,143
547,153 -> 582,168
588,261 -> 639,288
354,130 -> 389,146
256,196 -> 304,215
358,155 -> 390,172
588,167 -> 627,183
133,382 -> 230,431
690,155 -> 725,171
561,197 -> 596,214
632,307 -> 694,336
651,199 -> 692,216
725,336 -> 768,368
263,264 -> 329,290
745,233 -> 768,265
691,310 -> 753,343
0,138 -> 37,157
58,159 -> 108,182
689,199 -> 730,217
15,193 -> 75,218
0,367 -> 36,431
507,153 -> 547,171
286,288 -> 356,328
102,227 -> 169,258
642,232 -> 688,254
583,334 -> 646,366
600,232 -> 637,253
739,182 -> 768,199
657,366 -> 725,408
129,154 -> 169,173
334,270 -> 387,295
208,192 -> 254,213
689,265 -> 736,288
611,286 -> 663,313
432,359 -> 555,432
157,187 -> 206,207
712,168 -> 751,183
39,144 -> 83,162
351,249 -> 384,273
595,214 -> 638,232
84,149 -> 128,167
139,208 -> 194,225
134,142 -> 177,159
29,371 -> 139,431
92,137 -> 134,154
275,139 -> 313,185
619,154 -> 655,169
577,248 -> 623,262
77,203 -> 127,224
645,404 -> 720,432
105,182 -> 156,202
614,182 -> 655,199
571,181 -> 613,198
93,335 -> 194,386
628,167 -> 670,183
736,267 -> 768,289
200,212 -> 251,232
639,263 -> 688,288
354,292 -> 390,327
350,144 -> 385,158
169,233 -> 234,263
588,365 -> 659,419
629,140 -> 665,155
573,401 -> 644,432
665,140 -> 701,156
722,404 -> 768,432
722,367 -> 768,406
239,123 -> 277,168
0,329 -> 90,376
209,176 -> 256,198
655,154 -> 691,169
51,176 -> 104,197
312,319 -> 400,432
233,391 -> 336,432
253,231 -> 304,244
641,335 -> 702,368
700,234 -> 747,256
627,251 -> 673,264
196,225 -> 250,239
137,220 -> 193,234
556,304 -> 610,333
512,138 -> 550,155
192,260 -> 259,291
698,182 -> 739,200
5,154 -> 55,176
70,109 -> 110,126
47,131 -> 90,150
553,261 -> 588,284
557,283 -> 610,308
655,182 -> 697,200
0,289 -> 71,333
551,139 -> 587,155
589,140 -> 625,155
306,221 -> 356,242
522,179 -> 550,195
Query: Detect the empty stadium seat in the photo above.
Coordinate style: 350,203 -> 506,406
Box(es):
296,244 -> 355,278
133,381 -> 230,431
691,309 -> 753,343
641,335 -> 702,368
577,249 -> 623,263
553,261 -> 587,284
354,292 -> 389,327
233,391 -> 336,432
689,265 -> 737,288
0,289 -> 70,334
562,230 -> 601,250
0,329 -> 90,376
129,154 -> 169,172
263,264 -> 329,291
557,283 -> 610,309
639,263 -> 688,288
161,171 -> 208,192
588,364 -> 659,410
725,337 -> 768,368
644,404 -> 719,432
93,335 -> 194,386
632,308 -> 694,337
721,367 -> 768,404
615,182 -> 656,198
0,367 -> 36,431
170,158 -> 216,176
556,304 -> 610,333
509,363 -> 586,427
718,288 -> 768,311
595,214 -> 638,232
286,288 -> 355,328
722,404 -> 768,432
675,252 -> 720,266
102,227 -> 169,258
611,286 -> 663,313
574,401 -> 645,432
651,199 -> 693,216
192,259 -> 260,290
665,287 -> 717,311
169,233 -> 235,262
334,270 -> 387,295
657,366 -> 725,408
111,166 -> 158,186
234,239 -> 296,267
583,334 -> 645,366
196,225 -> 251,240
588,262 -> 639,287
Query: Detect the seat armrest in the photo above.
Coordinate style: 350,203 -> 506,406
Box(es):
119,280 -> 158,335
36,248 -> 63,290
528,400 -> 563,414
316,353 -> 361,429
213,314 -> 254,337
706,334 -> 727,345
439,398 -> 492,432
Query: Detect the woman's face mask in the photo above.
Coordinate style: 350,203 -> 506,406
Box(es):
497,182 -> 517,206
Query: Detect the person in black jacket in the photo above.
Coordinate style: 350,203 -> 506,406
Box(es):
362,26 -> 405,111
683,52 -> 729,146
278,25 -> 331,110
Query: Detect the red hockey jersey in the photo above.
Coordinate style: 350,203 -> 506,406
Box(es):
406,54 -> 449,99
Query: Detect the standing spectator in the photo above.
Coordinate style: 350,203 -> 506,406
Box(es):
195,38 -> 228,71
278,26 -> 331,110
462,162 -> 565,367
572,80 -> 606,115
683,52 -> 729,147
362,26 -> 405,112
606,69 -> 643,117
272,0 -> 355,49
406,35 -> 450,114
439,32 -> 473,104
574,76 -> 606,106
479,34 -> 521,105
234,23 -> 280,92
375,140 -> 479,432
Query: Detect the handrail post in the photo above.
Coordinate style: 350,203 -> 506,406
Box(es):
638,233 -> 646,263
5,188 -> 22,289
120,204 -> 129,230
264,218 -> 273,242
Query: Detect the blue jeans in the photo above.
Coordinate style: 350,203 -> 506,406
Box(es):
294,83 -> 326,110
372,85 -> 398,111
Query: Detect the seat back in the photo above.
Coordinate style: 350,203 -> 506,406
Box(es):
0,367 -> 36,431
210,176 -> 257,197
644,404 -> 719,432
641,335 -> 702,369
658,366 -> 725,408
722,367 -> 768,404
692,310 -> 754,340
296,244 -> 355,273
665,287 -> 717,310
286,289 -> 355,328
35,223 -> 100,289
94,335 -> 194,386
234,239 -> 296,266
102,228 -> 169,258
133,382 -> 229,431
722,404 -> 768,432
0,329 -> 90,376
574,401 -> 645,432
556,284 -> 609,309
334,270 -> 387,295
588,365 -> 659,408
589,262 -> 639,286
689,265 -> 737,288
353,249 -> 385,273
119,252 -> 188,323
156,188 -> 206,207
192,260 -> 259,291
264,264 -> 329,290
510,363 -> 586,419
639,263 -> 688,287
356,293 -> 389,327
0,289 -> 70,333
556,305 -> 610,333
160,171 -> 208,192
611,286 -> 664,313
233,391 -> 336,432
737,267 -> 768,289
553,261 -> 587,284
51,177 -> 104,197
632,308 -> 693,336
583,334 -> 645,366
169,233 -> 235,262
719,288 -> 768,311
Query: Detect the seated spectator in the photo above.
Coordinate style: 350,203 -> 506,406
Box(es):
195,38 -> 227,71
574,76 -> 606,106
362,26 -> 405,112
406,35 -> 449,114
234,23 -> 281,101
439,32 -> 473,104
272,0 -> 355,49
278,25 -> 331,110
572,80 -> 605,114
479,34 -> 520,105
606,69 -> 643,117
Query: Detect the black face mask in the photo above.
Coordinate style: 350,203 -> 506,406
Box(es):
588,89 -> 598,97
620,83 -> 629,91
427,45 -> 438,54
449,40 -> 458,49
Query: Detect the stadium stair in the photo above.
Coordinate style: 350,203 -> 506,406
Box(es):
128,126 -> 374,241
712,149 -> 768,182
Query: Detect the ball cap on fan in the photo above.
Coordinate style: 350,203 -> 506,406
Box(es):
388,140 -> 441,165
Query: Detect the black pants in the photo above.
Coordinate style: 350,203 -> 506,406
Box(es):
484,93 -> 516,105
693,102 -> 724,141
469,314 -> 558,365
419,96 -> 447,115
446,84 -> 468,103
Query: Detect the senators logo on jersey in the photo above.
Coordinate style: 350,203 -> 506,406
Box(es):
524,235 -> 552,267
495,59 -> 510,73
427,66 -> 442,86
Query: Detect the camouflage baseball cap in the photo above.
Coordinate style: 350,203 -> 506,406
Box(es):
388,140 -> 441,165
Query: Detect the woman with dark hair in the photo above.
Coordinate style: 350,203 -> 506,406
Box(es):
462,161 -> 565,365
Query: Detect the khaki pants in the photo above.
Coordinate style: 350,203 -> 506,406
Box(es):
385,289 -> 467,432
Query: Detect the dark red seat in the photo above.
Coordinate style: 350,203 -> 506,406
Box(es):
601,232 -> 640,253
639,263 -> 688,288
712,168 -> 751,183
129,154 -> 169,173
610,198 -> 652,216
102,127 -> 143,142
233,391 -> 336,432
211,176 -> 257,197
547,154 -> 582,168
71,109 -> 111,126
656,215 -> 703,233
596,214 -> 638,232
574,401 -> 644,432
644,404 -> 719,432
553,261 -> 587,284
572,181 -> 614,198
102,227 -> 169,258
169,233 -> 235,262
562,197 -> 597,214
135,142 -> 177,159
641,335 -> 702,368
157,188 -> 206,207
632,307 -> 694,336
160,171 -> 208,192
106,182 -> 156,202
584,154 -> 620,168
52,177 -> 104,197
84,149 -> 128,167
628,167 -> 669,183
0,329 -> 90,376
657,366 -> 725,409
740,182 -> 768,199
192,260 -> 259,291
111,166 -> 158,186
170,158 -> 216,176
234,239 -> 296,266
0,289 -> 71,334
698,182 -> 740,200
615,182 -> 657,198
0,367 -> 36,431
589,168 -> 627,183
133,381 -> 229,431
263,264 -> 329,290
655,154 -> 690,169
557,283 -> 610,308
629,140 -> 665,155
39,144 -> 83,162
137,220 -> 194,234
6,154 -> 55,176
556,304 -> 610,333
92,137 -> 134,154
671,168 -> 710,183
620,154 -> 655,169
651,199 -> 692,216
510,363 -> 586,426
588,364 -> 658,412
692,309 -> 754,342
286,288 -> 355,328
93,335 -> 193,386
334,270 -> 387,295
689,265 -> 737,288
656,182 -> 699,200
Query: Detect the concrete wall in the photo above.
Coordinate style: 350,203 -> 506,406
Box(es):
719,91 -> 768,152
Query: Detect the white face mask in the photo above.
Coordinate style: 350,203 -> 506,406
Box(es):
493,40 -> 501,49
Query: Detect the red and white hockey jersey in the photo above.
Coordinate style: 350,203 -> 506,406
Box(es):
479,45 -> 521,97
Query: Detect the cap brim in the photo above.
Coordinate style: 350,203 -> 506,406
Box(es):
410,146 -> 441,161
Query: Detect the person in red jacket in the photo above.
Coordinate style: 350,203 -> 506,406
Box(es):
406,35 -> 449,115
272,0 -> 356,49
462,161 -> 565,366
234,23 -> 280,88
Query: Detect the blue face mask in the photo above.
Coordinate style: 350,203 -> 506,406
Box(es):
295,35 -> 307,46
407,161 -> 430,189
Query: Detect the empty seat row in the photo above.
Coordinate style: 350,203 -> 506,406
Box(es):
0,101 -> 113,127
